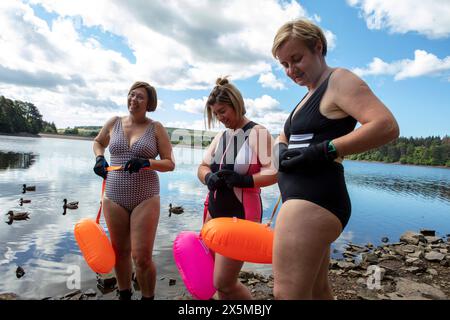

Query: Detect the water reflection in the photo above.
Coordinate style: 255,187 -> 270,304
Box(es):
0,151 -> 37,170
346,173 -> 450,203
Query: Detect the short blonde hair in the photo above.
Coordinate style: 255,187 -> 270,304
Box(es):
272,19 -> 327,59
205,77 -> 246,129
128,81 -> 157,112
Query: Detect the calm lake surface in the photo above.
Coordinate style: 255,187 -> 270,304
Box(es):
1,135 -> 449,299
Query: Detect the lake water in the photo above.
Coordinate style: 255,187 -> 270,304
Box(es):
0,135 -> 449,299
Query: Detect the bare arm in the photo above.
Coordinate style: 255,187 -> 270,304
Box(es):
197,131 -> 222,184
93,116 -> 118,157
151,122 -> 175,172
249,126 -> 277,187
329,68 -> 399,156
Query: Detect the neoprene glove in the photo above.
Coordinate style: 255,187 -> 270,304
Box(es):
124,157 -> 151,173
273,142 -> 289,171
217,169 -> 254,188
93,155 -> 109,179
280,140 -> 337,169
204,172 -> 226,191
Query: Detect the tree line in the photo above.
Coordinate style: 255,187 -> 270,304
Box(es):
1,95 -> 448,167
0,96 -> 56,134
347,136 -> 450,167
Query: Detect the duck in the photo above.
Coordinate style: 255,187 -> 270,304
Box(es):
63,199 -> 79,210
169,203 -> 184,217
6,211 -> 30,224
22,184 -> 36,193
19,198 -> 31,206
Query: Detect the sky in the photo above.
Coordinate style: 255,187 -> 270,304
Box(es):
0,0 -> 449,137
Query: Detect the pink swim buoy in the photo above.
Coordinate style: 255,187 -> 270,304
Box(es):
173,231 -> 216,300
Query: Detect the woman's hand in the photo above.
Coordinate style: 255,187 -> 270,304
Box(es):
204,172 -> 226,191
93,155 -> 109,179
217,169 -> 254,188
124,158 -> 151,173
280,140 -> 337,169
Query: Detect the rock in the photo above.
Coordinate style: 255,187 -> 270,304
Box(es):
362,253 -> 379,264
0,293 -> 19,300
425,236 -> 443,244
400,231 -> 425,245
83,288 -> 97,297
62,290 -> 82,299
426,268 -> 438,276
337,261 -> 356,270
381,237 -> 389,243
407,250 -> 424,259
424,252 -> 445,262
347,270 -> 364,277
420,229 -> 435,237
357,288 -> 381,300
404,267 -> 422,274
395,278 -> 447,300
405,258 -> 419,266
401,245 -> 418,254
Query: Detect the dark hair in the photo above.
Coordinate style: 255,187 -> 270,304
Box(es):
205,77 -> 245,128
128,81 -> 157,112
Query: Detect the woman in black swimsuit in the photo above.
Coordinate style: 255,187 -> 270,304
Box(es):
271,19 -> 399,299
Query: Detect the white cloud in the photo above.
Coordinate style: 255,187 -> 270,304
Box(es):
347,0 -> 450,39
353,50 -> 450,80
168,94 -> 288,133
0,0 -> 330,128
174,97 -> 207,115
258,72 -> 286,90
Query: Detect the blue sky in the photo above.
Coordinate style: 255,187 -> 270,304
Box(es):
0,0 -> 449,137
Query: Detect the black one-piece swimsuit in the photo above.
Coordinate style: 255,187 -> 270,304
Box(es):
278,72 -> 357,229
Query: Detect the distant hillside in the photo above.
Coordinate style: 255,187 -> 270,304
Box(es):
57,125 -> 217,147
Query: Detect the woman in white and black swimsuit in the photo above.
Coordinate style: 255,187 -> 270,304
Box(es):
93,81 -> 175,300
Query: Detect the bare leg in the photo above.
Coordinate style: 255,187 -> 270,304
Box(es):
312,247 -> 334,300
273,200 -> 342,300
214,254 -> 252,300
130,196 -> 160,298
103,197 -> 132,291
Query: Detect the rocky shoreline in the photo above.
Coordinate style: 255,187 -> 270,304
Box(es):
1,229 -> 449,300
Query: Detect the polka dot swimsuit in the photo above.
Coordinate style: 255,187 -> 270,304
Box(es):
105,117 -> 160,212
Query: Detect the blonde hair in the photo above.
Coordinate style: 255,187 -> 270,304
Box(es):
272,19 -> 327,59
205,77 -> 246,129
128,81 -> 157,112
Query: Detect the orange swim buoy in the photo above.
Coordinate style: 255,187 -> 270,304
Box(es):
201,217 -> 274,264
74,178 -> 115,274
74,218 -> 115,274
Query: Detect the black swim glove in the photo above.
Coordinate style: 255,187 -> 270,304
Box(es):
93,155 -> 109,179
273,142 -> 290,171
124,157 -> 151,173
204,172 -> 226,191
217,169 -> 254,188
280,140 -> 338,169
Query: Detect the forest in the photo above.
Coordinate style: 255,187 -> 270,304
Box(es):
0,95 -> 56,134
